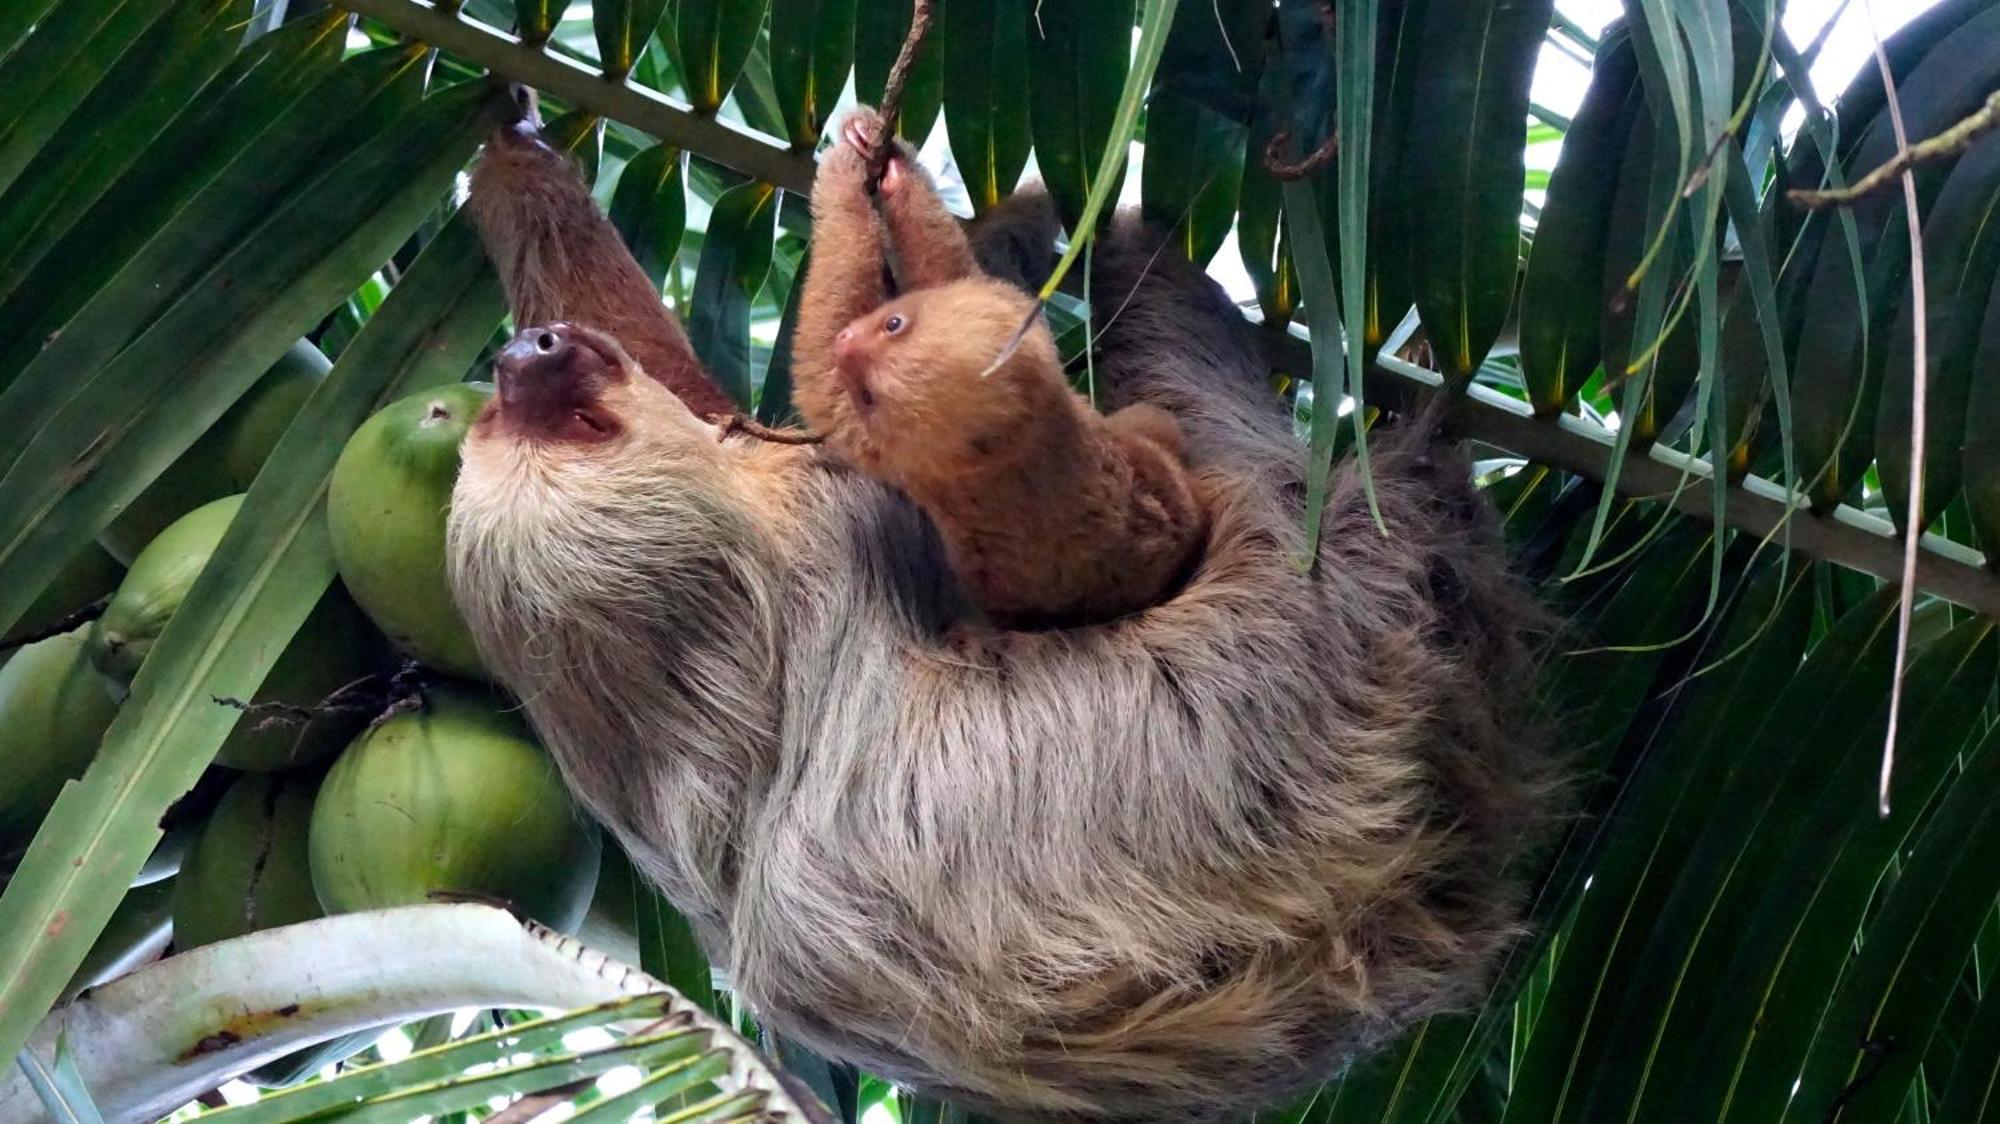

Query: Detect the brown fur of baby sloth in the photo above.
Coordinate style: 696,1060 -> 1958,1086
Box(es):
448,106 -> 1556,1122
788,119 -> 1202,624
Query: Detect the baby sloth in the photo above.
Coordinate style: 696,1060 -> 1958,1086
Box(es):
794,112 -> 1206,627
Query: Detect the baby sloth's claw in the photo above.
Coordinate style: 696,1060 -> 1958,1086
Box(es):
837,105 -> 885,152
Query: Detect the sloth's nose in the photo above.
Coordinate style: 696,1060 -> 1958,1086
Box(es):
494,322 -> 612,416
500,324 -> 576,376
833,325 -> 862,368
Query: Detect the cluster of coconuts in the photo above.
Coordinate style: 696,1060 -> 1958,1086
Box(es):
0,342 -> 612,1085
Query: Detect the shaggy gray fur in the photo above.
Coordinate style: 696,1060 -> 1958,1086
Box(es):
450,161 -> 1553,1121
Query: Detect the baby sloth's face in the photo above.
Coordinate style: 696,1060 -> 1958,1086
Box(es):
828,279 -> 1060,483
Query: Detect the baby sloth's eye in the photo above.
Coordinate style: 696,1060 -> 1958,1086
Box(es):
884,314 -> 908,335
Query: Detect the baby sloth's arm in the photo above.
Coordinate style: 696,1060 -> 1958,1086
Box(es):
791,117 -> 893,446
861,121 -> 980,291
795,108 -> 1206,625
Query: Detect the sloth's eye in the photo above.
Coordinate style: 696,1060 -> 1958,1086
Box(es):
884,314 -> 907,335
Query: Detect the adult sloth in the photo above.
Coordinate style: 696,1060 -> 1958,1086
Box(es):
448,102 -> 1552,1121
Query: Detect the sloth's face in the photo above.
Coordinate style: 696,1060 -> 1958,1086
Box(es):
455,322 -> 737,592
475,322 -> 719,449
450,322 -> 770,687
486,322 -> 630,444
465,322 -> 724,480
829,279 -> 1061,486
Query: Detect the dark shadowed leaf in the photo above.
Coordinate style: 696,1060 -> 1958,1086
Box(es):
686,179 -> 778,409
1790,6 -> 2000,512
595,0 -> 669,78
1363,0 -> 1423,355
0,0 -> 195,197
543,108 -> 606,183
609,141 -> 688,291
1693,617 -> 1999,1124
1714,139 -> 1788,485
1961,244 -> 2000,561
1784,716 -> 2000,1121
1938,978 -> 2000,1123
1027,0 -> 1134,232
1519,21 -> 1637,415
1595,100 -> 1697,455
1239,34 -> 1298,331
1578,589 -> 1905,1120
0,45 -> 428,403
0,14 -> 349,379
1402,0 -> 1553,386
0,0 -> 257,304
1501,558 -> 1813,1124
769,0 -> 855,148
757,253 -> 807,425
941,0 -> 1032,212
1140,0 -> 1264,265
674,0 -> 771,115
515,0 -> 573,45
1875,133 -> 2000,534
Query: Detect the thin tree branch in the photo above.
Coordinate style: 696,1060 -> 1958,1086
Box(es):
865,0 -> 937,191
1789,88 -> 2000,209
709,413 -> 824,445
0,596 -> 108,654
1262,129 -> 1341,181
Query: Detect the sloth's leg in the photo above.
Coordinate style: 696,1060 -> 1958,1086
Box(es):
466,94 -> 735,419
791,121 -> 894,439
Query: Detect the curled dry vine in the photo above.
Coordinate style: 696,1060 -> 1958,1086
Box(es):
1260,0 -> 1340,182
210,658 -> 433,734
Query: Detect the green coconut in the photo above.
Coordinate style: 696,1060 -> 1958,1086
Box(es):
173,769 -> 379,1085
0,627 -> 122,856
309,685 -> 601,932
172,770 -> 326,951
326,382 -> 494,681
4,542 -> 123,649
88,494 -> 387,771
100,339 -> 330,564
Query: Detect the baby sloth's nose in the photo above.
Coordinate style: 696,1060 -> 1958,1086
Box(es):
833,325 -> 863,370
831,327 -> 877,412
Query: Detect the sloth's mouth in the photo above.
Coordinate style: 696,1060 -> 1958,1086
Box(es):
838,364 -> 878,413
